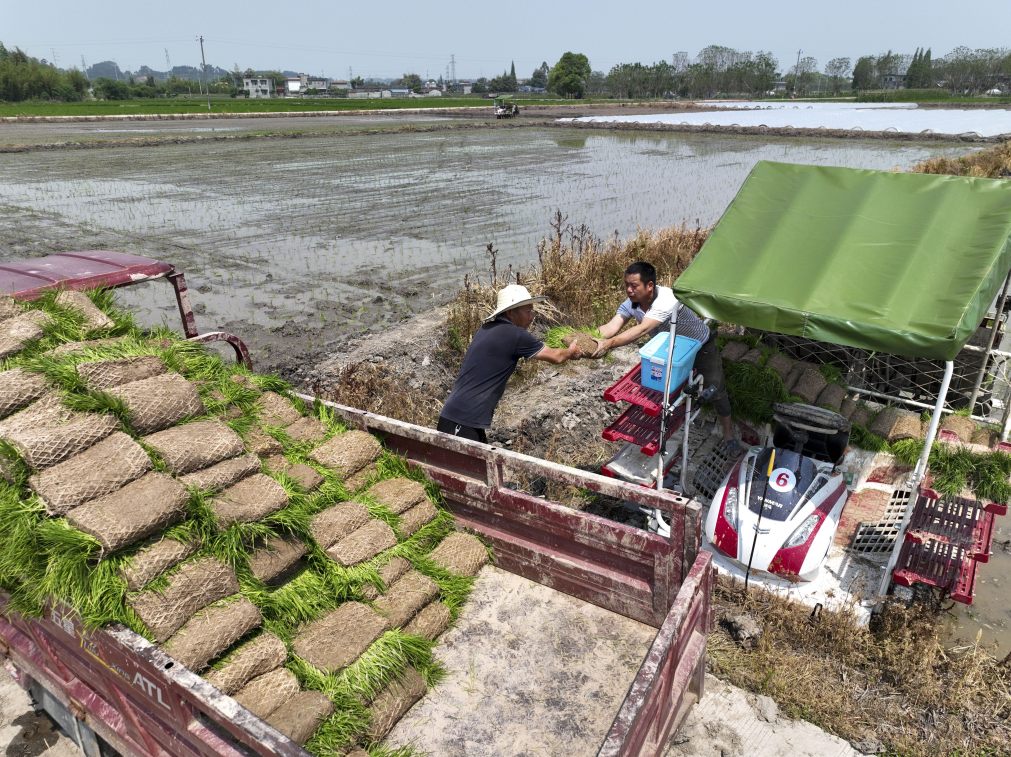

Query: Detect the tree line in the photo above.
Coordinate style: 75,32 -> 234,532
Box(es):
0,44 -> 87,101
4,40 -> 1011,103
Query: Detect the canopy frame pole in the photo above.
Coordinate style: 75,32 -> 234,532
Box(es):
878,359 -> 954,599
656,312 -> 680,493
967,269 -> 1011,415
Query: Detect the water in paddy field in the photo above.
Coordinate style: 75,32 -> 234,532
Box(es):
0,128 -> 972,310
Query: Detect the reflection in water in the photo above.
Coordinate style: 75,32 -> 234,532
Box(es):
552,135 -> 588,149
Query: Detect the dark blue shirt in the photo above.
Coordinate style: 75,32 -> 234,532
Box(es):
440,317 -> 544,429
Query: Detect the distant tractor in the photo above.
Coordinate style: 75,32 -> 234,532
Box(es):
493,95 -> 520,118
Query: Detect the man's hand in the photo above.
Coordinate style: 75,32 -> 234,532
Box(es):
590,337 -> 611,359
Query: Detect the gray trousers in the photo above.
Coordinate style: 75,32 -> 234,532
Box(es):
693,337 -> 732,418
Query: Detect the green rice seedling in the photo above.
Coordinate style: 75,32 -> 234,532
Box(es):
15,353 -> 87,392
250,373 -> 292,394
889,438 -> 923,468
209,521 -> 281,571
542,325 -> 602,349
183,489 -> 229,547
87,289 -> 137,334
292,629 -> 437,706
724,361 -> 788,424
60,387 -> 132,425
928,445 -> 974,496
849,425 -> 889,452
0,489 -> 45,615
0,439 -> 31,490
818,363 -> 845,384
313,399 -> 350,435
254,565 -> 358,631
968,451 -> 1011,504
32,519 -> 139,630
353,493 -> 400,531
301,691 -> 370,756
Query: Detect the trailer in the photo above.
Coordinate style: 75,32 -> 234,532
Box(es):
0,252 -> 714,756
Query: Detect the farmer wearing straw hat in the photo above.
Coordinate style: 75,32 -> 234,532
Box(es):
438,284 -> 582,443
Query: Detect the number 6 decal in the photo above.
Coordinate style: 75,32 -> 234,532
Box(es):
769,467 -> 797,493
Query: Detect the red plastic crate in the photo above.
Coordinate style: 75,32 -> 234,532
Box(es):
602,403 -> 686,456
603,364 -> 686,417
906,490 -> 1000,562
892,539 -> 977,604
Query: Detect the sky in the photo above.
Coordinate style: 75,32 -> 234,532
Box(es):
6,0 -> 1011,81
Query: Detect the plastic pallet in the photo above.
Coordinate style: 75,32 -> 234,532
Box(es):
602,402 -> 686,457
892,539 -> 978,604
603,364 -> 686,417
905,490 -> 999,562
600,441 -> 679,486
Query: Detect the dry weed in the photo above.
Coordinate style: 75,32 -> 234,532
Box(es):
914,140 -> 1011,178
444,211 -> 710,353
312,361 -> 439,427
709,576 -> 1011,755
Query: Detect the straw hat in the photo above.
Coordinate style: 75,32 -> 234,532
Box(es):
485,284 -> 546,322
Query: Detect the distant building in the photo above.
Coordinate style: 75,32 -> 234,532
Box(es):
330,80 -> 352,92
881,73 -> 906,90
242,77 -> 273,99
348,89 -> 393,99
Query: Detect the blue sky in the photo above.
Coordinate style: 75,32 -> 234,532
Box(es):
7,0 -> 1011,80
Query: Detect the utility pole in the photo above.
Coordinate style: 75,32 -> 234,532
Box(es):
197,35 -> 211,112
794,48 -> 802,96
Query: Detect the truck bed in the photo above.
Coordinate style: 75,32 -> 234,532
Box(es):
1,401 -> 713,757
387,565 -> 657,755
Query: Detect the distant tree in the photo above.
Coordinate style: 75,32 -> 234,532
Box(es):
875,50 -> 902,83
509,61 -> 517,90
851,56 -> 876,90
0,43 -> 89,101
397,73 -> 423,93
529,61 -> 549,89
586,70 -> 608,96
548,52 -> 591,98
824,57 -> 851,94
92,77 -> 131,100
351,76 -> 364,89
472,77 -> 489,94
787,56 -> 818,95
906,47 -> 934,88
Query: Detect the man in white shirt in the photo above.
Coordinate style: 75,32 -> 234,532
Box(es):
594,261 -> 739,453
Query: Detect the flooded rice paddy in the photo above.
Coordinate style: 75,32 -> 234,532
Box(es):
0,122 -> 1002,651
0,126 -> 971,373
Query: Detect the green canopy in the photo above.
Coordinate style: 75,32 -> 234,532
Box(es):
674,161 -> 1011,360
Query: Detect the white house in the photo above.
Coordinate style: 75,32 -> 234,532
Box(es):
242,77 -> 273,99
